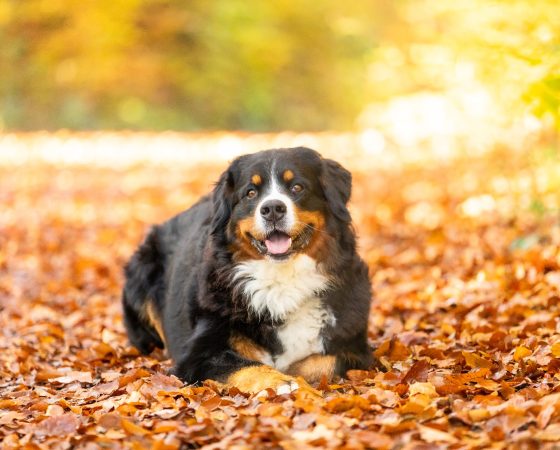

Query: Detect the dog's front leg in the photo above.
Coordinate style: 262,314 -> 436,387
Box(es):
173,317 -> 320,396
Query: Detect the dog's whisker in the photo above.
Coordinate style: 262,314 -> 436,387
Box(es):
293,220 -> 331,237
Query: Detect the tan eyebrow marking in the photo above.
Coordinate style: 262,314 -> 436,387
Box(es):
283,170 -> 294,182
251,174 -> 262,185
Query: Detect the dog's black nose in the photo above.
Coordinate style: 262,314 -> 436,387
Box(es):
260,200 -> 287,222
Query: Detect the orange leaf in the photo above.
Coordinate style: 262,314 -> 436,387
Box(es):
121,419 -> 149,436
462,351 -> 492,369
514,346 -> 532,361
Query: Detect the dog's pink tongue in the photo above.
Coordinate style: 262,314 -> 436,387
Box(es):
265,234 -> 292,255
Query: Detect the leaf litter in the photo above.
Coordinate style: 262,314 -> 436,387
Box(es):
2,143 -> 560,448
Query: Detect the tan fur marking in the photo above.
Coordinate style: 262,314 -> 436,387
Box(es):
237,216 -> 261,239
287,354 -> 336,383
229,334 -> 269,363
145,301 -> 166,347
232,217 -> 265,261
292,208 -> 329,260
233,209 -> 329,261
251,174 -> 262,185
283,170 -> 294,182
227,365 -> 321,397
294,209 -> 325,229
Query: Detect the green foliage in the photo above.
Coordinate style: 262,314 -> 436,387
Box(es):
0,0 -> 559,131
0,0 -> 382,130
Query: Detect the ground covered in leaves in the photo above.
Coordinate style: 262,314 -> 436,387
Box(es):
1,136 -> 560,449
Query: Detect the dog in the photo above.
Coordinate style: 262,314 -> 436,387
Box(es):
122,147 -> 373,394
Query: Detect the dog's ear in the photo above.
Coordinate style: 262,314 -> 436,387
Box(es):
211,168 -> 235,236
320,158 -> 352,223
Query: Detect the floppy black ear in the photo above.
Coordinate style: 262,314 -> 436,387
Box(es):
320,158 -> 352,223
210,168 -> 235,236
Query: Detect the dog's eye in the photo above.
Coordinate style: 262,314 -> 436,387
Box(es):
291,184 -> 304,194
246,189 -> 257,199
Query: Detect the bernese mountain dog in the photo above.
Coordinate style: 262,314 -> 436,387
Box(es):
122,147 -> 373,395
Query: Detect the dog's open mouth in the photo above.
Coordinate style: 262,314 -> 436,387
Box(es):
248,226 -> 314,259
264,231 -> 292,255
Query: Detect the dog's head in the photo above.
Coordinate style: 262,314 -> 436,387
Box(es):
211,147 -> 352,262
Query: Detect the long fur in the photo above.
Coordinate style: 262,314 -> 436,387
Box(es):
122,147 -> 373,384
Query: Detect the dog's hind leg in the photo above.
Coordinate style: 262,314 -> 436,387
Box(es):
122,226 -> 166,354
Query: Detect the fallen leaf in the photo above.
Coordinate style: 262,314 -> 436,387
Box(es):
401,360 -> 430,384
513,346 -> 532,361
50,371 -> 93,384
121,419 -> 149,436
418,425 -> 457,443
462,351 -> 492,369
35,414 -> 80,437
45,404 -> 65,416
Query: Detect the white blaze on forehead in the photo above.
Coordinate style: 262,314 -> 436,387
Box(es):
255,160 -> 295,233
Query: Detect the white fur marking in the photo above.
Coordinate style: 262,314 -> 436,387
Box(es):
232,254 -> 334,371
255,162 -> 295,234
274,298 -> 335,371
232,254 -> 329,321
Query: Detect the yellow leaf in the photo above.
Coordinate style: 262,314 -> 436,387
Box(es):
551,342 -> 560,357
398,393 -> 432,415
462,351 -> 492,369
468,409 -> 491,422
409,382 -> 438,398
514,346 -> 532,361
441,323 -> 455,336
121,419 -> 148,436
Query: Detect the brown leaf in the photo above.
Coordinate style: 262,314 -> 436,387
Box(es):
0,412 -> 26,425
347,370 -> 370,382
35,414 -> 80,437
98,413 -> 122,430
324,396 -> 369,413
354,430 -> 393,449
401,360 -> 430,384
50,371 -> 93,384
462,351 -> 492,369
374,338 -> 411,361
92,379 -> 119,396
201,395 -> 222,411
435,368 -> 490,395
118,368 -> 151,387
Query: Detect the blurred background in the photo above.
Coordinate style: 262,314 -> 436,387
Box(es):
4,4 -> 560,447
1,0 -> 559,147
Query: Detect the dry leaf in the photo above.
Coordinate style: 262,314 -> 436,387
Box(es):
4,135 -> 560,448
35,414 -> 80,437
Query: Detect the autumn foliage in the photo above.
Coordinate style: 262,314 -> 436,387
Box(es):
1,135 -> 560,448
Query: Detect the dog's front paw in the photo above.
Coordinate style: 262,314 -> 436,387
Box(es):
227,365 -> 321,398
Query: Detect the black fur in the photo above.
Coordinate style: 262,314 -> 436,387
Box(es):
122,147 -> 373,384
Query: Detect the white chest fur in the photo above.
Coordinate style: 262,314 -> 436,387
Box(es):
232,255 -> 334,370
273,297 -> 334,370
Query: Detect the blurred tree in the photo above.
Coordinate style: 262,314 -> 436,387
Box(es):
0,0 -> 558,132
0,0 -> 383,131
365,0 -> 560,129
